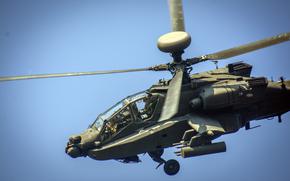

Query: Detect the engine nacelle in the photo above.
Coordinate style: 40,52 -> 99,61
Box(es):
190,86 -> 243,110
180,142 -> 226,158
191,77 -> 268,110
200,86 -> 239,110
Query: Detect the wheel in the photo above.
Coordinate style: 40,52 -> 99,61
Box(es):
163,159 -> 180,176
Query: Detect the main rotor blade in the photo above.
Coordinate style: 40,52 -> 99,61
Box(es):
202,32 -> 290,61
187,32 -> 290,65
159,67 -> 183,121
168,0 -> 185,31
0,65 -> 169,82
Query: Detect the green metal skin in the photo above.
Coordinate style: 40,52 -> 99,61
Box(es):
65,62 -> 290,162
0,0 -> 286,175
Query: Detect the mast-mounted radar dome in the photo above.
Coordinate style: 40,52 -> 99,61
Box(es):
157,31 -> 191,54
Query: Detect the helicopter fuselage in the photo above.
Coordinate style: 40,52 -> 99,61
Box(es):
65,62 -> 290,161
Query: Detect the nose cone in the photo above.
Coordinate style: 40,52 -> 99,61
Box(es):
65,128 -> 100,158
66,146 -> 82,158
69,135 -> 81,144
66,135 -> 83,158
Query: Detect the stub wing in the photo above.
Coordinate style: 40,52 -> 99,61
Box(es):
187,113 -> 226,135
175,114 -> 227,158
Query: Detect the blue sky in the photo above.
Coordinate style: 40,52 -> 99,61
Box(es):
0,0 -> 290,181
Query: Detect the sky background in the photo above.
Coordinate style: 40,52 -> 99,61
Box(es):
0,0 -> 290,181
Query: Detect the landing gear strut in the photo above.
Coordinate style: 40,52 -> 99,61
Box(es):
148,149 -> 180,176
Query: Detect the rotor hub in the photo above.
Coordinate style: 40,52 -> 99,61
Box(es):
157,31 -> 191,59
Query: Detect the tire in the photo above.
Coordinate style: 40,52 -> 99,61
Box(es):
163,159 -> 180,176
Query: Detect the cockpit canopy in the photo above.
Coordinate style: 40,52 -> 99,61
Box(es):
91,91 -> 158,134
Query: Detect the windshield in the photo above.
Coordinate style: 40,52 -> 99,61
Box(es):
92,101 -> 125,131
91,91 -> 147,131
126,91 -> 147,102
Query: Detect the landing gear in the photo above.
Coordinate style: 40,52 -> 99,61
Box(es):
148,149 -> 180,176
164,159 -> 180,176
148,149 -> 165,169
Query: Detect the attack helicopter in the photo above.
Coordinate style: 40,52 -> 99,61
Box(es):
0,0 -> 290,176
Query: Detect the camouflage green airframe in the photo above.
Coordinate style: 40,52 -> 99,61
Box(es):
0,0 -> 289,176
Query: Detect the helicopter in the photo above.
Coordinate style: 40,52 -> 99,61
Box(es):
0,0 -> 290,176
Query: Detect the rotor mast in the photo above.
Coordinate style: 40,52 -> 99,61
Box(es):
157,0 -> 190,63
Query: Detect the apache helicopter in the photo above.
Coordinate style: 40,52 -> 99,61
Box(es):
1,0 -> 290,176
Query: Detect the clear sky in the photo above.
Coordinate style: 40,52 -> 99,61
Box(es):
0,0 -> 290,181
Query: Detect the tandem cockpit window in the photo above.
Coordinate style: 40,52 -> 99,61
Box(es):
91,91 -> 159,134
92,100 -> 125,131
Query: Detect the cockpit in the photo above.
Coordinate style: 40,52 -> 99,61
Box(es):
91,91 -> 159,140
